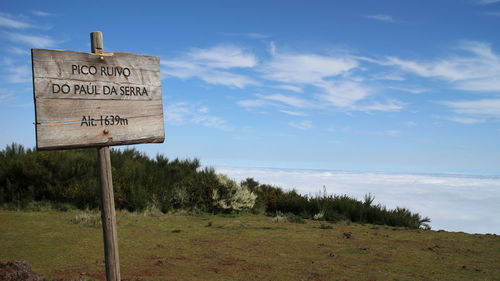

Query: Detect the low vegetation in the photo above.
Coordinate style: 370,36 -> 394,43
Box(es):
0,143 -> 429,229
0,210 -> 499,280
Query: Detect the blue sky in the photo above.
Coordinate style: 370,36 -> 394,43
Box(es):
2,0 -> 500,175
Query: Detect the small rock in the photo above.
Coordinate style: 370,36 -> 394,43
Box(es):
328,252 -> 337,258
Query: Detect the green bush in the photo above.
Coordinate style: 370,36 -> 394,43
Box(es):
0,144 -> 430,229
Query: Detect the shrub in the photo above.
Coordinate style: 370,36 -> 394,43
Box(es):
212,175 -> 256,212
0,143 -> 430,229
285,213 -> 306,224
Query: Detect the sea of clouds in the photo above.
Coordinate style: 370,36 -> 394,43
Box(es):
215,166 -> 500,234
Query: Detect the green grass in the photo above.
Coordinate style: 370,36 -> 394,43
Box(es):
1,210 -> 499,281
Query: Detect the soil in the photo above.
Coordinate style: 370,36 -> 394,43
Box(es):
0,260 -> 44,281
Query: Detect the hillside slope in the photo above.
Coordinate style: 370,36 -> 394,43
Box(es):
0,210 -> 499,280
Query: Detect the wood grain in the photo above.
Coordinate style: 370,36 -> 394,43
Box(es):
35,99 -> 164,150
98,146 -> 120,281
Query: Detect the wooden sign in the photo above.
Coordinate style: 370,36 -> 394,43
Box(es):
32,49 -> 164,150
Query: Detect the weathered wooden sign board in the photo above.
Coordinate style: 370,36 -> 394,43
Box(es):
32,49 -> 164,150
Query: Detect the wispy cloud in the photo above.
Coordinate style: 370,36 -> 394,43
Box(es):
7,66 -> 31,83
317,81 -> 370,107
289,120 -> 313,130
31,11 -> 52,17
279,110 -> 308,116
0,14 -> 33,29
237,93 -> 313,113
352,99 -> 405,112
0,88 -> 14,103
260,49 -> 375,108
259,93 -> 311,108
446,116 -> 485,124
222,32 -> 269,39
374,74 -> 406,81
187,45 -> 257,69
272,84 -> 303,93
216,166 -> 500,234
5,32 -> 56,48
161,45 -> 258,88
261,52 -> 358,84
362,14 -> 395,23
441,99 -> 500,117
388,86 -> 428,94
6,46 -> 30,55
166,102 -> 231,130
237,99 -> 269,109
476,0 -> 500,4
384,41 -> 500,92
1,59 -> 31,83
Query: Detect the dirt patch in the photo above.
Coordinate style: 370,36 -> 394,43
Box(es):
0,260 -> 44,281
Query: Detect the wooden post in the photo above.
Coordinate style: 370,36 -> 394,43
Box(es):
92,31 -> 121,281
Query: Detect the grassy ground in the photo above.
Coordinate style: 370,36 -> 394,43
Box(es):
0,210 -> 499,281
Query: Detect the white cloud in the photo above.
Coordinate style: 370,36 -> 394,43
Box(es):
165,102 -> 191,124
4,65 -> 31,83
385,41 -> 500,92
0,88 -> 14,103
446,116 -> 485,124
476,0 -> 500,4
375,74 -> 406,81
385,130 -> 400,136
161,45 -> 258,88
166,102 -> 230,130
272,84 -> 303,93
441,99 -> 500,117
258,93 -> 311,108
7,46 -> 29,55
188,45 -> 257,69
405,121 -> 417,127
0,14 -> 33,29
279,110 -> 308,116
222,32 -> 268,39
317,81 -> 370,107
259,48 -> 372,109
31,11 -> 52,17
289,120 -> 313,130
352,99 -> 405,112
192,115 -> 229,130
362,14 -> 395,23
237,93 -> 313,114
164,44 -> 396,111
5,32 -> 56,48
261,52 -> 358,84
198,69 -> 257,88
237,99 -> 268,108
216,166 -> 500,234
388,86 -> 428,94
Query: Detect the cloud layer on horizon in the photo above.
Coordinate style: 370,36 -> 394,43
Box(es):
216,166 -> 500,235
